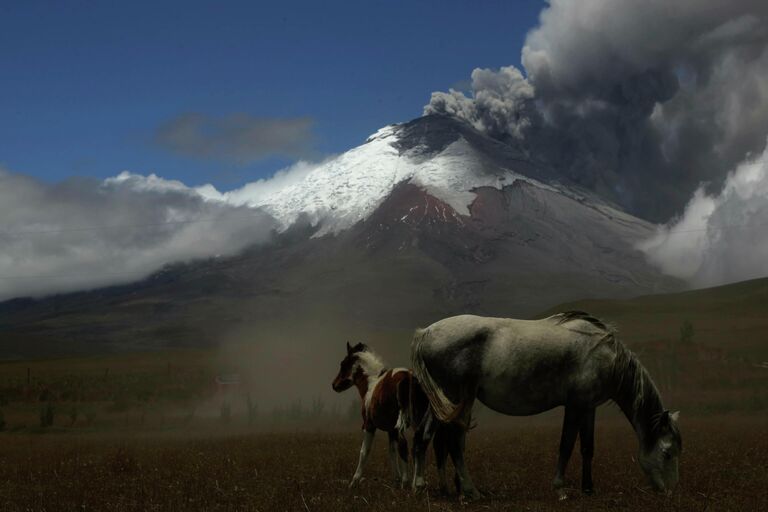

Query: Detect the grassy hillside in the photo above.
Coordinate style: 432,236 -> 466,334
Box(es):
538,277 -> 768,414
541,276 -> 768,359
0,276 -> 765,434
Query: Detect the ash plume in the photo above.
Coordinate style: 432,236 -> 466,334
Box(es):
425,0 -> 768,222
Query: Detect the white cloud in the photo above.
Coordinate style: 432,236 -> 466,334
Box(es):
640,140 -> 768,286
0,168 -> 277,301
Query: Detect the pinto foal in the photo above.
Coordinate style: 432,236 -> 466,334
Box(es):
332,342 -> 413,487
332,342 -> 457,493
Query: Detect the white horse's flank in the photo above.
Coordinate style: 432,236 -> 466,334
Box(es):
410,312 -> 682,499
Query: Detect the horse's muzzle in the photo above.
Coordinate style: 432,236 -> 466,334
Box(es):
332,378 -> 352,392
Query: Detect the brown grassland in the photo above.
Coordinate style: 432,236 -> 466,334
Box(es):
0,415 -> 765,511
1,279 -> 767,510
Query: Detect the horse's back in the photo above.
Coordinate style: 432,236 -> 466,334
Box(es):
420,313 -> 610,352
413,313 -> 618,417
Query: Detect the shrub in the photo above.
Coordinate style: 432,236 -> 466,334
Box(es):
40,402 -> 54,428
680,319 -> 695,345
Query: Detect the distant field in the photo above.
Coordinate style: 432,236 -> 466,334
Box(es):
0,278 -> 766,510
0,416 -> 764,511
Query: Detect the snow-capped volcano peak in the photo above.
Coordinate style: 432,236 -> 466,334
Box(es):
205,115 -> 548,234
113,115 -> 638,237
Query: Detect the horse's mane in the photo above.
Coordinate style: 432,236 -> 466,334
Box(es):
549,310 -> 609,331
356,349 -> 386,377
611,340 -> 673,446
548,312 -> 670,442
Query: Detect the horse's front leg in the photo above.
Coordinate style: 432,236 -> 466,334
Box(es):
553,405 -> 579,500
578,408 -> 596,495
433,425 -> 450,495
349,429 -> 375,488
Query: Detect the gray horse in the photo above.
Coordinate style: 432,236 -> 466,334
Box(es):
410,311 -> 681,499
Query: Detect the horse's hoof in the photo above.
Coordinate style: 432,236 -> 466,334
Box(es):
461,488 -> 482,502
557,489 -> 569,501
348,476 -> 363,489
582,487 -> 595,496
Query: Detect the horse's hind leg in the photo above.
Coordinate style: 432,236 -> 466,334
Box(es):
553,405 -> 579,499
578,408 -> 595,495
397,433 -> 409,487
433,425 -> 450,495
412,410 -> 436,492
388,430 -> 402,484
388,430 -> 409,487
447,422 -> 480,500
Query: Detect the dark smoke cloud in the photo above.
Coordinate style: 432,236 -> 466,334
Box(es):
426,0 -> 768,222
0,168 -> 277,301
154,113 -> 315,164
425,66 -> 536,139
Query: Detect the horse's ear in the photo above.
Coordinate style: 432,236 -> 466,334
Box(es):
669,410 -> 680,423
346,341 -> 352,355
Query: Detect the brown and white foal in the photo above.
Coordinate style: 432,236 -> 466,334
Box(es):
332,342 -> 413,488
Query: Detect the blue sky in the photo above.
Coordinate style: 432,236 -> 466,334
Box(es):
0,0 -> 544,189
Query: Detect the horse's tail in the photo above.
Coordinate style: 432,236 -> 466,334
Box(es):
410,328 -> 464,424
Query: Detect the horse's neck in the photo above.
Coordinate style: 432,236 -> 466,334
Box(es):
353,371 -> 373,402
612,352 -> 664,448
352,353 -> 385,403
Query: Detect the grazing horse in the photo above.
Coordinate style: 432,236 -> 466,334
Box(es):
332,342 -> 457,493
410,312 -> 682,499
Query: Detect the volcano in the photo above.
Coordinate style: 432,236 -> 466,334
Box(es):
0,115 -> 679,357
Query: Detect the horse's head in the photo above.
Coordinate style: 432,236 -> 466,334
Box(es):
332,342 -> 368,392
639,410 -> 682,494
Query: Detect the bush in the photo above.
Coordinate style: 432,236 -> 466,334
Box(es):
40,402 -> 54,428
220,402 -> 231,423
246,394 -> 258,425
69,404 -> 79,426
680,319 -> 694,344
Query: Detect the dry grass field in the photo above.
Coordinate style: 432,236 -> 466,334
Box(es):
0,415 -> 764,512
1,280 -> 766,511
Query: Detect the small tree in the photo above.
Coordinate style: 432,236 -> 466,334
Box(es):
680,320 -> 694,345
311,396 -> 325,418
219,401 -> 231,423
40,401 -> 54,428
246,394 -> 258,425
69,404 -> 79,426
347,400 -> 360,421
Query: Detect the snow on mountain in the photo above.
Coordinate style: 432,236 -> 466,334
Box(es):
198,123 -> 525,234
113,115 -> 650,240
